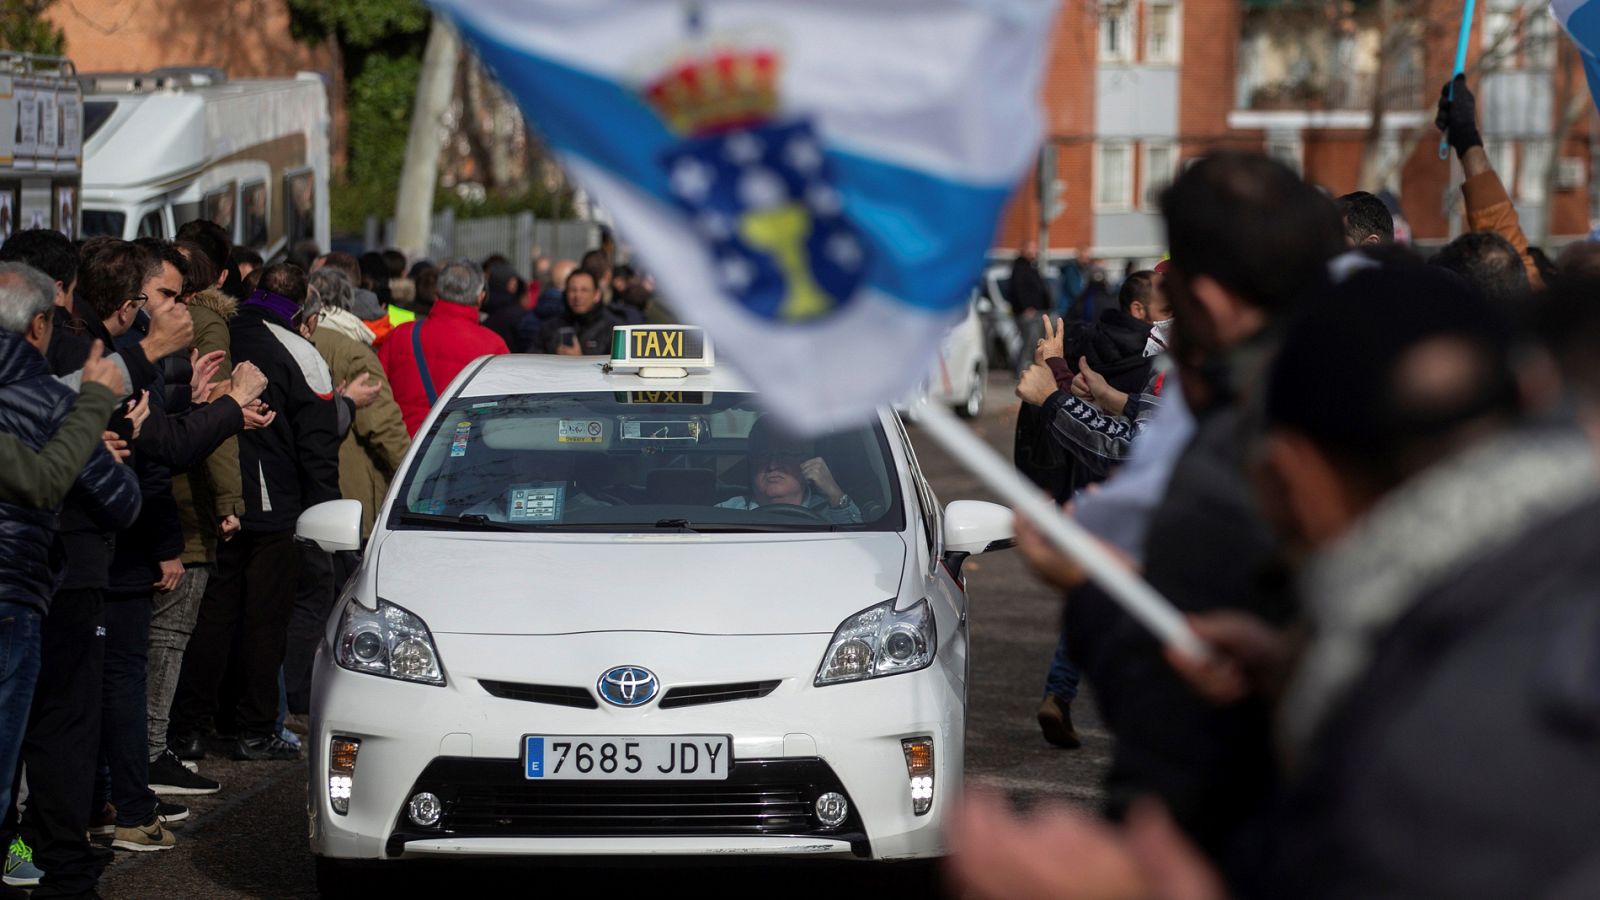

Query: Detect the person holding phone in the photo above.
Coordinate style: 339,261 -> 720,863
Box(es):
529,268 -> 626,356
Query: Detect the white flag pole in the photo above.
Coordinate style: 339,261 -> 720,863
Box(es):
914,400 -> 1208,658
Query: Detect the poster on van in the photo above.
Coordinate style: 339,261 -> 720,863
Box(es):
55,184 -> 75,239
0,191 -> 15,242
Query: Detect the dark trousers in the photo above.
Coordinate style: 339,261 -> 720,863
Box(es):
284,544 -> 335,716
22,587 -> 107,898
101,592 -> 157,827
173,529 -> 299,741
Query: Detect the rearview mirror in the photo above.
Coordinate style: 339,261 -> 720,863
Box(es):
943,500 -> 1014,556
296,499 -> 363,552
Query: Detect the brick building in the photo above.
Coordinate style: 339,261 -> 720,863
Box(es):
996,0 -> 1596,265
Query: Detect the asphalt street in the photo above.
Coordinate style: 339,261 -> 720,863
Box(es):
98,373 -> 1109,898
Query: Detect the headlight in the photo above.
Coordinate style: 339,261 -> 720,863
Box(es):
335,598 -> 446,685
814,599 -> 937,686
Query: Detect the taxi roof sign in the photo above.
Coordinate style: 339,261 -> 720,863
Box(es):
607,325 -> 715,378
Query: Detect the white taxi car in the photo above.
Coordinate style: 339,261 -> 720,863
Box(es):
296,326 -> 1014,891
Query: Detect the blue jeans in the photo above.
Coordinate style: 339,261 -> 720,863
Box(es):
1044,632 -> 1080,703
0,600 -> 42,817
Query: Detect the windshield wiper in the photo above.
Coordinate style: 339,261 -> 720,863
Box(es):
397,511 -> 523,531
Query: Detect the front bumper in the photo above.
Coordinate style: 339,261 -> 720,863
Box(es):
308,631 -> 963,862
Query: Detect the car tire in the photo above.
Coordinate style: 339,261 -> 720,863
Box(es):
956,364 -> 986,419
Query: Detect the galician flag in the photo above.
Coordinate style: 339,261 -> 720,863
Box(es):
1554,0 -> 1600,118
428,0 -> 1055,431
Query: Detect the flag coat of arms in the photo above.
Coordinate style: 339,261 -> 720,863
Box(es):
430,0 -> 1055,431
1555,0 -> 1600,118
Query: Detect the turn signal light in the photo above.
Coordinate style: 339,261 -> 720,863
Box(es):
329,737 -> 360,815
902,737 -> 935,815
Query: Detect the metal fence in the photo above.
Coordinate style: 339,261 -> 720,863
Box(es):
365,211 -> 600,279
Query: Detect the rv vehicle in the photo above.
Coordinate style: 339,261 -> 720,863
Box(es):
79,68 -> 330,257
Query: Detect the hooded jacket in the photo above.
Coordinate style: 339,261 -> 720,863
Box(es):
378,301 -> 509,435
311,325 -> 410,539
0,329 -> 140,612
228,300 -> 342,533
319,305 -> 376,348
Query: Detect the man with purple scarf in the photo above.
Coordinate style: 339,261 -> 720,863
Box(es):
171,264 -> 342,762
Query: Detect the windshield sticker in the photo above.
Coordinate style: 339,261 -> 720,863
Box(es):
450,420 -> 473,458
558,419 -> 605,444
471,401 -> 498,409
508,484 -> 564,522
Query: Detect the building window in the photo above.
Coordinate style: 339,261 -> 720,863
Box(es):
1518,140 -> 1551,203
1142,143 -> 1177,207
1264,132 -> 1302,176
1100,2 -> 1135,63
1145,0 -> 1180,64
1524,13 -> 1556,69
1095,142 -> 1134,210
1485,140 -> 1515,191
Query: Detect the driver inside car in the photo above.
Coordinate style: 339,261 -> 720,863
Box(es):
716,418 -> 863,524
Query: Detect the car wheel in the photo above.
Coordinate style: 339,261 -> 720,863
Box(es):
956,364 -> 986,419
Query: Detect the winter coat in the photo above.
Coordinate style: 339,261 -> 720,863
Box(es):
176,288 -> 243,565
1008,256 -> 1048,315
312,326 -> 410,539
1015,308 -> 1155,501
529,305 -> 627,356
1461,169 -> 1543,290
228,301 -> 342,533
1064,329 -> 1289,858
0,329 -> 140,612
0,383 -> 119,510
1249,429 -> 1600,900
378,302 -> 509,436
319,306 -> 375,348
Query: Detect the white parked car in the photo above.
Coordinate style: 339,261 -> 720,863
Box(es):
297,326 -> 1014,892
910,294 -> 988,419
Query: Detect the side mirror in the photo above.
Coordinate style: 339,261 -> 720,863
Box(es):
296,499 -> 363,552
943,500 -> 1015,556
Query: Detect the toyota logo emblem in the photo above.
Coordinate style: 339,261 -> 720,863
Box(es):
597,666 -> 660,708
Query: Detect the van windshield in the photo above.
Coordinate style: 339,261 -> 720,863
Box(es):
390,392 -> 903,533
81,210 -> 125,239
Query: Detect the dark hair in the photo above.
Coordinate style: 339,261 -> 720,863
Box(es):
1117,270 -> 1156,313
175,219 -> 231,275
256,263 -> 308,307
381,249 -> 407,279
1160,153 -> 1344,314
1429,231 -> 1530,308
1267,261 -> 1519,488
412,266 -> 437,315
580,248 -> 611,280
1540,274 -> 1600,405
0,228 -> 78,288
480,253 -> 509,273
135,238 -> 196,294
612,264 -> 635,282
564,268 -> 598,292
1336,191 -> 1395,246
78,238 -> 157,321
407,259 -> 435,280
288,239 -> 321,273
221,245 -> 264,300
173,240 -> 218,296
320,251 -> 361,285
358,252 -> 388,291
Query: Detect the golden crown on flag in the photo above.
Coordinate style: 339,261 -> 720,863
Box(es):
642,46 -> 781,135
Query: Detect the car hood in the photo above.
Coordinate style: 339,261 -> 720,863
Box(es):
372,530 -> 909,636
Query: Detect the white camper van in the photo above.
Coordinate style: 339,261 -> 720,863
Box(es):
0,52 -> 85,242
79,67 -> 330,257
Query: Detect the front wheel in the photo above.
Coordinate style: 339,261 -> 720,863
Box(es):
956,364 -> 986,419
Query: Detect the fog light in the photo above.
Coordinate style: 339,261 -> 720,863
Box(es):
902,737 -> 935,815
814,791 -> 849,828
408,791 -> 443,827
327,737 -> 359,815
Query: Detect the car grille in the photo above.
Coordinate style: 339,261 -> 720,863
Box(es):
658,680 -> 781,709
478,680 -> 598,709
388,757 -> 869,856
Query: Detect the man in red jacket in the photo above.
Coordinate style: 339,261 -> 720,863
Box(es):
378,259 -> 509,435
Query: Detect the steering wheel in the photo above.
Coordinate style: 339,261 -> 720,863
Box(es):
586,487 -> 635,507
859,499 -> 887,521
756,503 -> 827,521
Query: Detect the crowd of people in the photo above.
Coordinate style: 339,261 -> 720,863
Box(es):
945,75 -> 1600,899
0,216 -> 653,897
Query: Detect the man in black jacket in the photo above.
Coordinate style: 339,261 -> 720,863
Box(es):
173,263 -> 340,762
529,268 -> 627,355
1016,153 -> 1345,860
0,260 -> 144,900
94,240 -> 269,852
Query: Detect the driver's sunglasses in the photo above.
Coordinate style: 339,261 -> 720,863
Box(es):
753,450 -> 807,466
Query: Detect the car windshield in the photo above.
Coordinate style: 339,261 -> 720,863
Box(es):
390,392 -> 904,533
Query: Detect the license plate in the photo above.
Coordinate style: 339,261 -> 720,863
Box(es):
523,734 -> 733,780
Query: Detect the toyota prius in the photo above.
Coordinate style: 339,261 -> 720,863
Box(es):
295,326 -> 1014,892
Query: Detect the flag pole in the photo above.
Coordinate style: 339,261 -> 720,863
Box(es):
1440,0 -> 1479,160
914,401 -> 1208,658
